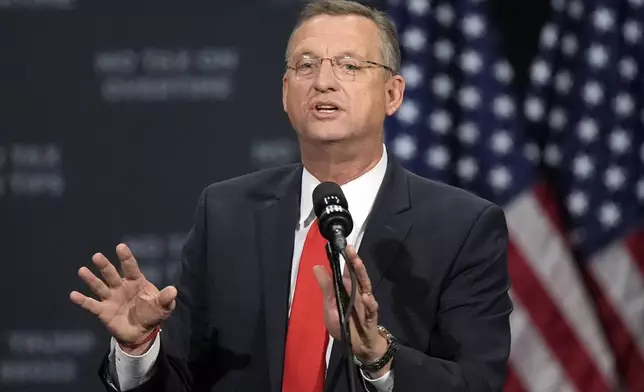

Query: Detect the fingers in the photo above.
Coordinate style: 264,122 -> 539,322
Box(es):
116,243 -> 144,280
158,286 -> 177,311
78,266 -> 111,299
313,265 -> 335,302
345,246 -> 372,296
92,253 -> 122,287
69,291 -> 103,315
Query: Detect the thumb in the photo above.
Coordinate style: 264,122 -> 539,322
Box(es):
313,265 -> 335,302
158,285 -> 177,311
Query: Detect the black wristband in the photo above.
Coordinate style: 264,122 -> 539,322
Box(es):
353,325 -> 399,373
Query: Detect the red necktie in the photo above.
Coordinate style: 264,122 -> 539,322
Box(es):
282,219 -> 331,392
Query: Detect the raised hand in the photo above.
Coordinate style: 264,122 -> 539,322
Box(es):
70,243 -> 177,355
313,245 -> 391,377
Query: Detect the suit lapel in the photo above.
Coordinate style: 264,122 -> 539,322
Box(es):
255,165 -> 302,392
325,157 -> 413,390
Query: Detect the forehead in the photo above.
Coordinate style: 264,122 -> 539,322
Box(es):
290,14 -> 381,59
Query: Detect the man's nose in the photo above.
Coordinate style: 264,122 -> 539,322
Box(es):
313,59 -> 339,92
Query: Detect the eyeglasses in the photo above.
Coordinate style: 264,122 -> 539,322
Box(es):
286,55 -> 395,82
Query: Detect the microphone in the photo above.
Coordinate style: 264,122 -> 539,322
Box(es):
312,181 -> 354,255
312,181 -> 358,392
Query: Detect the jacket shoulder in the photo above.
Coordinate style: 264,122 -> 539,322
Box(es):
202,163 -> 300,200
405,169 -> 502,222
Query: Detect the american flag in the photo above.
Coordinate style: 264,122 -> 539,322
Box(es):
385,0 -> 644,391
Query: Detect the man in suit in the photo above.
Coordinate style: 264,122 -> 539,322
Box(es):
70,0 -> 513,391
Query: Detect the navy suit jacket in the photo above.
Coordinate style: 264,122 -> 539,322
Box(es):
99,153 -> 513,392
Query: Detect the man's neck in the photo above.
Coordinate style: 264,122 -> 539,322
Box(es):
299,139 -> 384,185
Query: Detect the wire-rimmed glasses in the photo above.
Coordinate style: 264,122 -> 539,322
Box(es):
286,55 -> 395,82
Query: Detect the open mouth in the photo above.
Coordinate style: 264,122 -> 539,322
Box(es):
315,103 -> 339,113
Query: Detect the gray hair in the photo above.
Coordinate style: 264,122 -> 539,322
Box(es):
285,0 -> 401,75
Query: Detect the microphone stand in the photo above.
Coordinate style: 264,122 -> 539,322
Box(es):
325,242 -> 358,392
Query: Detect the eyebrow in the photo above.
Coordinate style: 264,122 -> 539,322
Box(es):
291,49 -> 367,60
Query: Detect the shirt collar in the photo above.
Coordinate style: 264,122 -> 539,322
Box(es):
299,145 -> 388,230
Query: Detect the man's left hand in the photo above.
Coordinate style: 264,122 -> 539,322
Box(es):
313,245 -> 392,378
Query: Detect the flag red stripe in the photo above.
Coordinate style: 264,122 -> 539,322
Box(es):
503,365 -> 528,392
507,239 -> 611,392
533,182 -> 644,391
533,181 -> 566,234
623,229 -> 644,278
585,261 -> 644,391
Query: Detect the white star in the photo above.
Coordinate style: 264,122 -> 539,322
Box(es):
493,95 -> 515,118
530,60 -> 551,85
489,166 -> 512,191
524,142 -> 540,163
549,107 -> 567,131
614,93 -> 634,117
426,145 -> 450,169
583,81 -> 604,106
434,40 -> 454,63
593,8 -> 614,32
568,191 -> 589,216
598,202 -> 621,228
462,14 -> 486,38
562,34 -> 578,57
494,61 -> 513,84
577,118 -> 599,143
490,131 -> 514,155
402,28 -> 427,52
391,134 -> 417,160
604,165 -> 626,191
396,100 -> 420,124
555,70 -> 573,94
637,178 -> 644,201
544,144 -> 562,167
458,122 -> 479,145
459,86 -> 481,110
540,24 -> 559,49
609,129 -> 631,155
587,44 -> 609,69
460,50 -> 483,74
432,75 -> 453,99
573,154 -> 595,179
435,3 -> 455,27
623,20 -> 642,44
525,96 -> 545,121
457,157 -> 478,181
401,64 -> 423,89
428,110 -> 452,134
408,0 -> 430,16
618,57 -> 638,80
568,0 -> 584,19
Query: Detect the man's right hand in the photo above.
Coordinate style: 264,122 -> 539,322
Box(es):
70,243 -> 177,355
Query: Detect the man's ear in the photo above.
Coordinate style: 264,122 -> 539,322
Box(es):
385,74 -> 405,116
282,74 -> 289,113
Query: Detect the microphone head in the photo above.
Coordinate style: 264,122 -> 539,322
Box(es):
312,181 -> 348,218
312,181 -> 353,241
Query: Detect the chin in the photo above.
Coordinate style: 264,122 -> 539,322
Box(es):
301,123 -> 351,143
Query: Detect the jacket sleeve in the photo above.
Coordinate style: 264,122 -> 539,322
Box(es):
390,204 -> 513,392
98,187 -> 215,392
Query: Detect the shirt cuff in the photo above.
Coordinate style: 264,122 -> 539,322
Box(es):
360,368 -> 394,392
110,334 -> 161,391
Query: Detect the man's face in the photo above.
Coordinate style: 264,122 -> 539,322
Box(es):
282,14 -> 404,145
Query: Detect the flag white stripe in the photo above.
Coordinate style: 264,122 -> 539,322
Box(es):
508,290 -> 576,392
504,191 -> 617,386
590,243 -> 644,354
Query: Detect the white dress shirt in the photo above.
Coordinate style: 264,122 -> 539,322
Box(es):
108,145 -> 393,392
